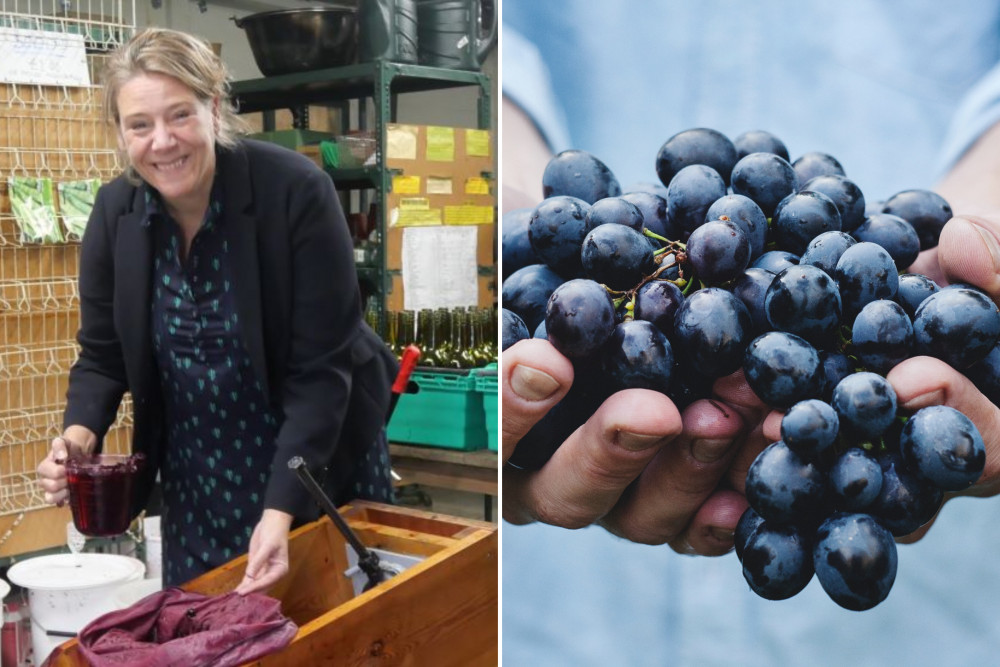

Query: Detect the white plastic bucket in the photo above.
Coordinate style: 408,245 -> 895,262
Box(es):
0,578 -> 9,601
142,515 -> 162,580
6,553 -> 145,664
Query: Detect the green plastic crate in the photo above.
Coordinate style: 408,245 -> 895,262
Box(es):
388,370 -> 487,450
475,367 -> 498,452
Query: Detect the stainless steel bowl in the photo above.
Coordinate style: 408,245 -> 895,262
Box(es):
233,6 -> 359,76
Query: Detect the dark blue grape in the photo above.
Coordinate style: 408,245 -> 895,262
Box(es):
829,448 -> 883,511
542,149 -> 621,204
673,287 -> 752,378
746,440 -> 827,526
601,320 -> 674,393
735,506 -> 766,562
667,357 -> 716,410
792,151 -> 845,186
818,351 -> 853,402
744,331 -> 823,409
831,372 -> 897,441
751,250 -> 799,274
781,399 -> 839,461
900,405 -> 986,491
764,264 -> 842,346
666,164 -> 727,236
894,273 -> 940,318
580,223 -> 655,290
869,452 -> 944,537
733,129 -> 790,161
624,181 -> 670,199
501,208 -> 538,279
852,213 -> 921,271
731,267 -> 775,336
742,522 -> 814,601
533,320 -> 548,339
501,263 -> 565,332
771,191 -> 842,255
545,279 -> 616,358
799,230 -> 857,278
730,152 -> 799,217
502,308 -> 530,351
963,340 -> 1000,404
881,189 -> 953,250
801,174 -> 866,232
585,196 -> 644,231
813,513 -> 897,611
528,195 -> 593,277
705,193 -> 768,259
851,300 -> 914,375
634,280 -> 684,336
685,219 -> 750,284
655,127 -> 738,187
621,191 -> 677,240
834,242 -> 900,322
912,287 -> 1000,369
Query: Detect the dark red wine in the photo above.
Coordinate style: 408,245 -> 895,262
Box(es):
65,454 -> 143,537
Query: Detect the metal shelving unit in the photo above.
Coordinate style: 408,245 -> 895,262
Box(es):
231,60 -> 493,336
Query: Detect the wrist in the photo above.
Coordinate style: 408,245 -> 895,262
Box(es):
261,508 -> 294,530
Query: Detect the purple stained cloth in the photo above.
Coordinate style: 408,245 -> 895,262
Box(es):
67,587 -> 297,667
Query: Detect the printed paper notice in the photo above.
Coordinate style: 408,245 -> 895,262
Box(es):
387,124 -> 418,160
426,177 -> 453,195
392,175 -> 421,194
465,129 -> 491,157
426,126 -> 455,162
444,205 -> 494,225
0,27 -> 90,86
402,226 -> 478,310
465,177 -> 491,195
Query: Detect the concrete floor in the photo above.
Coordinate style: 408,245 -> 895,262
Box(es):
395,485 -> 497,524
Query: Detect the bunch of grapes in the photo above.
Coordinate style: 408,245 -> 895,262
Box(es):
501,127 -> 999,610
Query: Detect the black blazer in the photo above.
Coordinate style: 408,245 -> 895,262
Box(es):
64,139 -> 396,519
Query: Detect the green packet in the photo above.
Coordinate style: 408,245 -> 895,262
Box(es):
58,178 -> 101,241
8,176 -> 62,244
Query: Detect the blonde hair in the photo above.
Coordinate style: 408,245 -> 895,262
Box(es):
103,27 -> 251,180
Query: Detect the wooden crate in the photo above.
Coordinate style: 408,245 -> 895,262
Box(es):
46,501 -> 499,666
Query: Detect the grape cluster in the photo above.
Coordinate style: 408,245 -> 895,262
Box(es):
501,127 -> 1000,609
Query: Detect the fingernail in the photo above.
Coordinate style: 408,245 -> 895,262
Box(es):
691,438 -> 731,463
970,218 -> 1000,270
510,365 -> 560,401
709,527 -> 735,543
901,389 -> 945,412
616,430 -> 665,452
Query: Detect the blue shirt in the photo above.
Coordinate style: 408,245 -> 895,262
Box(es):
503,3 -> 1000,665
146,183 -> 281,585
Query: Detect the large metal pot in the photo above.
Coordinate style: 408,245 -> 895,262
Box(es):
233,6 -> 360,76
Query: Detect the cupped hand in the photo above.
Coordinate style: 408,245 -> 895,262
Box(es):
37,425 -> 97,505
235,509 -> 292,595
502,338 -> 770,555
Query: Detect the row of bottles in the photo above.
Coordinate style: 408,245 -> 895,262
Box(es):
366,306 -> 498,368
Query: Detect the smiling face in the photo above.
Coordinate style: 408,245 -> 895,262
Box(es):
116,71 -> 217,216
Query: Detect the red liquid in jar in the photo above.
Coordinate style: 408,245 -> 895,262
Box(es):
65,454 -> 143,537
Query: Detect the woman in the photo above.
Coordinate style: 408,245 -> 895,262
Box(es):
37,27 -> 395,593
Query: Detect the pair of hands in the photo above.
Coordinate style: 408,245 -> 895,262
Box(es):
502,213 -> 1000,553
37,429 -> 290,594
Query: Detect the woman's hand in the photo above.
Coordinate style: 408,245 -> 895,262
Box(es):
236,509 -> 293,595
37,425 -> 97,505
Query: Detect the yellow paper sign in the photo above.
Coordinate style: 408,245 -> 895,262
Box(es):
444,205 -> 494,225
387,124 -> 419,160
394,207 -> 443,227
427,177 -> 453,195
426,126 -> 455,162
465,177 -> 491,195
465,129 -> 491,157
399,197 -> 430,209
392,175 -> 421,194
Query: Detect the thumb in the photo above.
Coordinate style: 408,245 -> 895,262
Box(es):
51,436 -> 70,462
501,339 -> 573,464
936,215 -> 1000,299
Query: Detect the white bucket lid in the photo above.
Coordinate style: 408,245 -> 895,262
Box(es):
7,554 -> 145,592
0,577 -> 9,600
